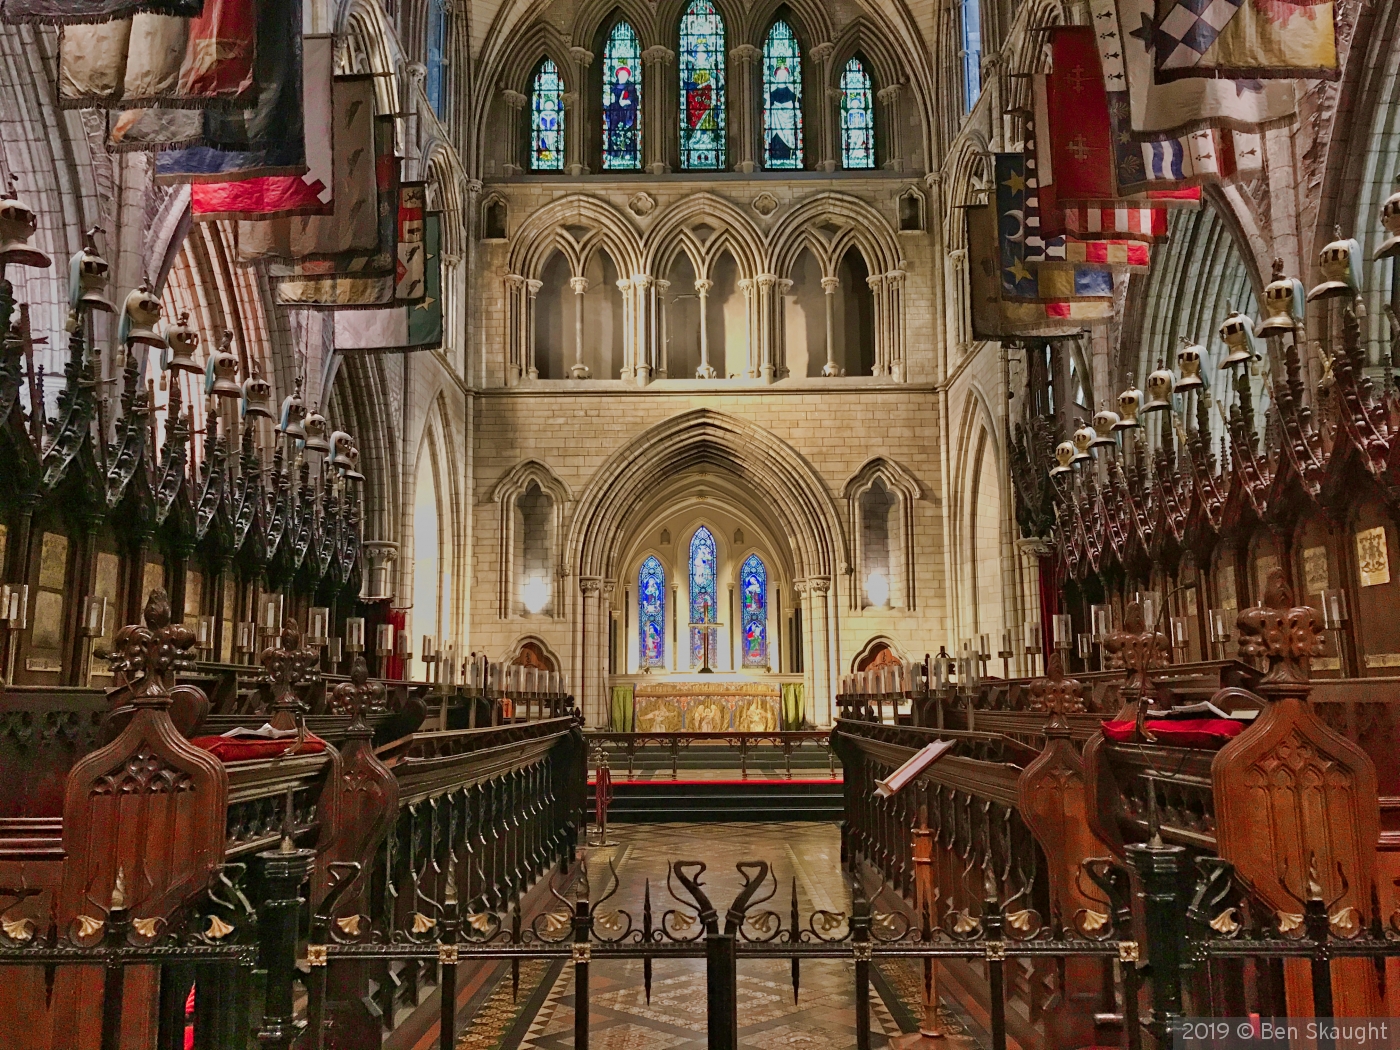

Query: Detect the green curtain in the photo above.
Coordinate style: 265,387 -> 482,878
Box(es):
780,683 -> 804,730
610,683 -> 635,731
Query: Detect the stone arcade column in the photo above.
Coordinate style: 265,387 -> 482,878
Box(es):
616,277 -> 634,380
504,274 -> 525,383
794,580 -> 815,725
525,278 -> 543,379
738,278 -> 756,377
777,278 -> 793,378
500,90 -> 528,175
756,273 -> 778,382
569,276 -> 590,378
867,273 -> 887,376
654,279 -> 670,376
809,42 -> 836,171
641,46 -> 674,174
810,577 -> 834,726
729,44 -> 760,172
566,49 -> 593,175
580,577 -> 604,726
694,278 -> 716,378
821,275 -> 840,376
876,84 -> 902,171
632,274 -> 654,384
884,269 -> 906,381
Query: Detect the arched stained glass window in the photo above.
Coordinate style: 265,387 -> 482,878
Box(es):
839,57 -> 875,169
679,0 -> 725,170
602,22 -> 642,170
688,526 -> 717,669
531,59 -> 564,171
960,0 -> 982,113
739,554 -> 768,667
638,556 -> 666,668
762,21 -> 802,169
425,0 -> 449,117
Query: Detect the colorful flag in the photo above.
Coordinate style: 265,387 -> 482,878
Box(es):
188,35 -> 333,220
997,153 -> 1115,305
59,0 -> 254,109
152,0 -> 304,182
1044,27 -> 1115,203
334,214 -> 443,353
3,0 -> 201,26
395,183 -> 426,301
1150,0 -> 1337,81
1062,203 -> 1170,239
235,74 -> 378,259
1092,0 -> 1295,136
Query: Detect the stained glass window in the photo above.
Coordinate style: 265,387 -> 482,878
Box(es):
679,0 -> 725,170
688,526 -> 717,669
739,554 -> 768,667
602,22 -> 642,171
960,0 -> 982,113
425,0 -> 448,117
530,59 -> 565,171
638,556 -> 666,668
839,57 -> 875,170
762,21 -> 802,169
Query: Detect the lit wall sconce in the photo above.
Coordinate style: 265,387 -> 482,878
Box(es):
1134,590 -> 1161,631
260,594 -> 283,636
235,621 -> 257,660
396,630 -> 412,661
328,636 -> 343,665
306,606 -> 330,647
344,617 -> 366,652
375,623 -> 394,656
1051,613 -> 1073,653
196,613 -> 216,654
1170,616 -> 1190,660
0,583 -> 30,629
1207,608 -> 1233,660
81,595 -> 109,638
1077,632 -> 1093,664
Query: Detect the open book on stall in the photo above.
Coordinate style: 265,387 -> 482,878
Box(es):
874,739 -> 957,798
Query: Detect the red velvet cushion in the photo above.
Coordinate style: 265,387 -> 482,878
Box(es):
1100,718 -> 1246,749
189,734 -> 328,762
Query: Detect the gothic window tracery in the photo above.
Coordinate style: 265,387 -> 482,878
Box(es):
762,20 -> 802,170
531,58 -> 565,171
740,553 -> 768,667
425,0 -> 449,117
679,0 -> 726,170
602,22 -> 643,170
839,57 -> 875,169
689,526 -> 718,668
638,556 -> 667,668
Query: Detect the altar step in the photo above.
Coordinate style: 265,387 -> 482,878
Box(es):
588,778 -> 844,823
591,742 -> 838,780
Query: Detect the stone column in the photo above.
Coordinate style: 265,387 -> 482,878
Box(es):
756,273 -> 778,382
654,279 -> 670,376
729,44 -> 760,172
500,89 -> 528,174
885,269 -> 906,381
641,46 -> 674,174
569,276 -> 591,378
867,273 -> 887,376
632,274 -> 653,384
737,278 -> 756,377
809,577 -> 833,725
794,580 -> 815,724
876,84 -> 902,171
809,42 -> 836,171
566,49 -> 593,176
580,577 -> 604,725
777,278 -> 793,378
694,278 -> 716,378
821,275 -> 840,376
616,277 -> 634,380
525,278 -> 543,379
504,274 -> 525,383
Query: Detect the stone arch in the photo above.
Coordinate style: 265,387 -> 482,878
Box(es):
768,192 -> 899,278
509,194 -> 643,279
571,0 -> 661,49
492,460 -> 573,618
507,635 -> 563,671
740,0 -> 833,50
338,0 -> 400,116
642,192 -> 767,276
842,457 -> 922,611
951,384 -> 1009,645
1002,0 -> 1064,117
852,634 -> 906,672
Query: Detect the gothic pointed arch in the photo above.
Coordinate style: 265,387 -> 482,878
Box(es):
492,460 -> 573,618
508,194 -> 644,279
768,192 -> 899,278
642,191 -> 766,277
843,457 -> 922,611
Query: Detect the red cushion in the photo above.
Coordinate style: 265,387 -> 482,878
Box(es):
1101,718 -> 1246,749
189,734 -> 328,762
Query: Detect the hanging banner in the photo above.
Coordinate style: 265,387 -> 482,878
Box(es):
1091,0 -> 1295,137
235,74 -> 378,258
997,153 -> 1113,304
1150,0 -> 1337,82
150,0 -> 304,182
335,213 -> 443,353
3,0 -> 201,26
395,182 -> 426,301
188,35 -> 333,220
59,0 -> 255,110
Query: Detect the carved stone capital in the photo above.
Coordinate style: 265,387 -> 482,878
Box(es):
730,44 -> 760,64
580,577 -> 604,596
505,273 -> 525,290
756,273 -> 778,289
569,276 -> 590,294
615,277 -> 632,292
466,178 -> 484,198
500,89 -> 528,110
693,278 -> 713,294
569,47 -> 594,66
737,278 -> 754,293
809,41 -> 835,62
561,91 -> 579,110
632,273 -> 654,291
641,45 -> 674,65
866,274 -> 886,291
877,84 -> 902,105
820,276 -> 840,294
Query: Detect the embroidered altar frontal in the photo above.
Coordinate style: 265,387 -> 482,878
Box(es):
632,680 -> 781,732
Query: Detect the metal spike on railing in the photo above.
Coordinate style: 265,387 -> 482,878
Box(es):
643,879 -> 653,1004
790,876 -> 800,1004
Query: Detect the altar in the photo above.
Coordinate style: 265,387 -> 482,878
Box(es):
618,675 -> 786,732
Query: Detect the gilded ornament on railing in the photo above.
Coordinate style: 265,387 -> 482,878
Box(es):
1027,652 -> 1085,716
1101,601 -> 1169,696
106,589 -> 198,703
1235,568 -> 1324,687
260,619 -> 323,727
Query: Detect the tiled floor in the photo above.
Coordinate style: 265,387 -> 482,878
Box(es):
454,822 -> 980,1050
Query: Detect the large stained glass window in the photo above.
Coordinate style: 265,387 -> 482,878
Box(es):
688,526 -> 717,669
531,59 -> 564,171
679,0 -> 725,170
739,554 -> 768,667
602,22 -> 642,170
638,556 -> 666,668
425,0 -> 448,117
839,57 -> 875,169
960,0 -> 982,113
762,21 -> 802,169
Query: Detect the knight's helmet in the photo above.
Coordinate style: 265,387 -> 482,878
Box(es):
205,331 -> 241,400
163,311 -> 202,375
301,408 -> 331,455
118,281 -> 167,349
278,383 -> 307,441
1307,227 -> 1362,302
330,430 -> 363,479
1175,339 -> 1205,391
68,227 -> 113,314
0,175 -> 51,270
1114,382 -> 1143,430
1050,440 -> 1075,478
241,365 -> 275,421
1089,407 -> 1120,449
1142,362 -> 1176,413
1071,424 -> 1096,465
1254,261 -> 1306,338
